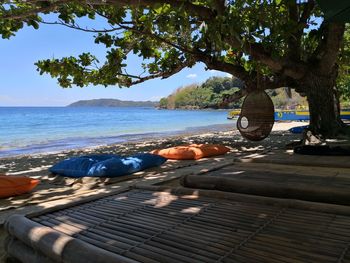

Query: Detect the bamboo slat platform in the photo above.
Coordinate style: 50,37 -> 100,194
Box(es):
5,188 -> 350,263
0,157 -> 235,224
0,156 -> 235,261
181,162 -> 350,205
195,163 -> 350,185
237,149 -> 350,168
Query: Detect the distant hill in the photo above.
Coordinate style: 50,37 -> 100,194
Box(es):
68,99 -> 158,107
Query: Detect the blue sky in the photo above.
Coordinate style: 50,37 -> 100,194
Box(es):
0,21 -> 228,106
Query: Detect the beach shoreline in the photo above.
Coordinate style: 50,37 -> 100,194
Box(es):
0,123 -> 236,159
0,121 -> 306,176
0,107 -> 234,158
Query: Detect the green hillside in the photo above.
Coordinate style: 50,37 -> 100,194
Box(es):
159,77 -> 308,110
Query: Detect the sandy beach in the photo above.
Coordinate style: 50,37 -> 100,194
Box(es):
0,122 -> 304,177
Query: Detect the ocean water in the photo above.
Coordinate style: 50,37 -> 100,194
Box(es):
0,107 -> 234,157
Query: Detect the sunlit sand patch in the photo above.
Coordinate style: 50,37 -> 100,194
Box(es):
181,206 -> 202,214
7,166 -> 51,175
142,191 -> 179,208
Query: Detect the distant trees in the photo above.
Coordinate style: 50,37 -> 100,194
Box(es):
267,89 -> 308,110
159,76 -> 308,110
159,77 -> 242,109
159,84 -> 212,109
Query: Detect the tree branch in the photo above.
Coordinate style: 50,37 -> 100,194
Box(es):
213,0 -> 226,15
316,22 -> 345,74
247,42 -> 307,79
287,0 -> 300,60
131,62 -> 189,86
0,0 -> 71,19
224,35 -> 307,80
1,0 -> 214,20
41,20 -> 122,33
219,73 -> 297,106
299,0 -> 315,25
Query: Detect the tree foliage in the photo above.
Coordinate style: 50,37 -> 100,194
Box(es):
0,0 -> 348,136
338,25 -> 350,102
0,0 -> 341,90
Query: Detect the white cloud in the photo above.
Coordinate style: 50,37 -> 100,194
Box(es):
148,96 -> 163,101
208,69 -> 232,78
186,73 -> 197,79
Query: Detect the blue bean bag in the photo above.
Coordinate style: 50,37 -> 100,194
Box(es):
50,153 -> 167,178
289,125 -> 308,134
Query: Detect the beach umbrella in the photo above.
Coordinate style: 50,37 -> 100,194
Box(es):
317,0 -> 350,22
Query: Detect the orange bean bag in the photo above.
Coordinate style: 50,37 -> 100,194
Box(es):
151,144 -> 230,160
0,175 -> 39,198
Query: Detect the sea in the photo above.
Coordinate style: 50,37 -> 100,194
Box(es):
0,107 -> 234,158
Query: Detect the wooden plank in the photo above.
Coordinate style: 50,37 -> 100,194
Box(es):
235,150 -> 350,168
181,174 -> 350,205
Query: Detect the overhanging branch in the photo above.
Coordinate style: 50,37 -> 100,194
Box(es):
131,62 -> 189,86
1,0 -> 214,20
41,20 -> 122,33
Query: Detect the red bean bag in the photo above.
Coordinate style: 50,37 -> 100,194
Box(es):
0,175 -> 39,198
151,144 -> 230,160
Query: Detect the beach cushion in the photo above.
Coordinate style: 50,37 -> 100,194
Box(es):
0,176 -> 39,198
151,144 -> 230,160
49,154 -> 119,178
50,153 -> 167,178
289,125 -> 308,134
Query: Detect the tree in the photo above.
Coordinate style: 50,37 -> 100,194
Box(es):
159,76 -> 243,109
0,0 -> 348,138
338,25 -> 350,104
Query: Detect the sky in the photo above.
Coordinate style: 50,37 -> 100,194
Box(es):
0,19 -> 229,107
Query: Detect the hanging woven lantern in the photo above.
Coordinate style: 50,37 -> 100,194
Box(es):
237,90 -> 275,141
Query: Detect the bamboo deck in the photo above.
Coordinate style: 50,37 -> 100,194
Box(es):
238,149 -> 350,168
180,163 -> 350,204
5,188 -> 350,263
199,164 -> 350,185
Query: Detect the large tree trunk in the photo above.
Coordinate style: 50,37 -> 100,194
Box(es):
304,72 -> 345,138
